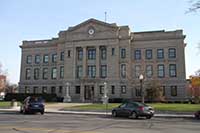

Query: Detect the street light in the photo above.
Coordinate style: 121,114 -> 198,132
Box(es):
139,74 -> 144,103
63,82 -> 71,102
102,82 -> 109,116
103,82 -> 108,98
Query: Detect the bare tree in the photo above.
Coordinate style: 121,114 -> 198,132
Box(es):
0,63 -> 2,75
198,43 -> 200,54
146,80 -> 165,102
187,0 -> 200,13
195,69 -> 200,76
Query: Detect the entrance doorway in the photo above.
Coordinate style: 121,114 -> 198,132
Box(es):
84,85 -> 94,101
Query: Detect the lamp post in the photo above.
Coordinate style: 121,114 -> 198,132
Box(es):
63,82 -> 71,102
103,82 -> 108,99
102,82 -> 108,104
102,82 -> 109,116
139,74 -> 144,103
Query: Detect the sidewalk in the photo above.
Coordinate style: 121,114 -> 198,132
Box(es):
0,106 -> 194,118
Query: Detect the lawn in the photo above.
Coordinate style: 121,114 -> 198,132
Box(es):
64,103 -> 200,112
65,103 -> 120,111
0,101 -> 12,108
148,103 -> 200,112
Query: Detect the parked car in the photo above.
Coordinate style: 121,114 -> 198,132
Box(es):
194,110 -> 200,119
20,96 -> 45,114
112,102 -> 154,119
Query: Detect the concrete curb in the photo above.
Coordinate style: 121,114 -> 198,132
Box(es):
0,108 -> 194,118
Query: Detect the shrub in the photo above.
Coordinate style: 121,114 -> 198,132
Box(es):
4,93 -> 57,102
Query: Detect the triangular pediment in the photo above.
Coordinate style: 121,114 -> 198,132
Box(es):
67,18 -> 118,32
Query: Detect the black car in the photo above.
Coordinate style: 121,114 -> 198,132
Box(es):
112,102 -> 154,119
194,110 -> 200,119
20,96 -> 45,114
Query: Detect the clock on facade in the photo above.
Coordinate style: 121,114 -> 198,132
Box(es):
88,28 -> 95,35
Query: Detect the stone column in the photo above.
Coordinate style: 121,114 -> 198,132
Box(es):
83,47 -> 87,78
73,47 -> 77,79
96,46 -> 100,78
94,83 -> 98,102
80,83 -> 85,102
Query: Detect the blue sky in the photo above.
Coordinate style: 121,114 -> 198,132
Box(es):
0,0 -> 199,84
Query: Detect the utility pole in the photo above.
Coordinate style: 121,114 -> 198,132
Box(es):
104,11 -> 107,22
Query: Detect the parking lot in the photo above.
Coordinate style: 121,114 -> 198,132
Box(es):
0,112 -> 199,133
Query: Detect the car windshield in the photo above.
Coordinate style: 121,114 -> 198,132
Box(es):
134,102 -> 148,107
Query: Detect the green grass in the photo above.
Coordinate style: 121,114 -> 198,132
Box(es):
148,103 -> 200,112
64,103 -> 200,112
66,103 -> 120,111
0,101 -> 12,108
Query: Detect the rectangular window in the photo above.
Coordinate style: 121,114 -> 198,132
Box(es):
68,50 -> 71,57
51,67 -> 57,79
146,65 -> 153,78
25,86 -> 30,93
35,55 -> 40,64
42,86 -> 47,93
135,88 -> 141,97
43,54 -> 49,63
135,50 -> 141,60
60,52 -> 64,61
157,64 -> 165,78
157,49 -> 164,59
77,48 -> 83,60
121,86 -> 126,94
59,86 -> 63,93
121,48 -> 126,59
169,64 -> 177,77
51,86 -> 56,94
34,68 -> 40,80
112,48 -> 115,56
88,48 -> 96,60
76,66 -> 83,78
60,66 -> 64,79
26,55 -> 32,64
145,49 -> 152,59
100,47 -> 107,60
111,86 -> 115,94
168,48 -> 176,59
171,86 -> 177,96
25,68 -> 31,80
135,65 -> 141,78
33,86 -> 38,94
88,65 -> 96,78
100,85 -> 104,94
120,64 -> 126,78
75,86 -> 80,94
161,86 -> 165,96
52,54 -> 57,63
100,65 -> 107,78
43,68 -> 48,80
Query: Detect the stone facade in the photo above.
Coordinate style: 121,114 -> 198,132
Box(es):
19,18 -> 187,102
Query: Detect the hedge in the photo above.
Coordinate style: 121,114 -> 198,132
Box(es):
4,93 -> 57,102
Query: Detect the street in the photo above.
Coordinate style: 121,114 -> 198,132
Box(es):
0,113 -> 199,133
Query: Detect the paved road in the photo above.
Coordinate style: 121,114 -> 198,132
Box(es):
0,112 -> 199,133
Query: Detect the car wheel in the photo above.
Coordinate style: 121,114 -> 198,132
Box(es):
130,112 -> 138,119
112,111 -> 117,117
20,108 -> 23,113
40,111 -> 44,115
146,116 -> 152,119
195,115 -> 200,119
22,109 -> 27,114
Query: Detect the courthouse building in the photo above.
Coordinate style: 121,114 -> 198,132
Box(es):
19,18 -> 187,102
